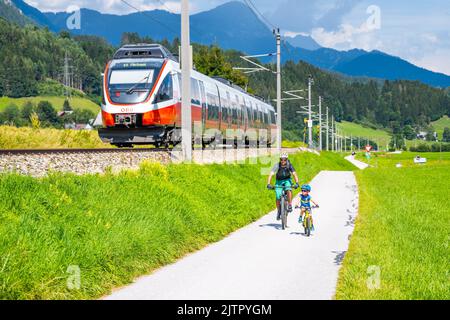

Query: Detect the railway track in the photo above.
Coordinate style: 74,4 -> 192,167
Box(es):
0,146 -> 291,156
0,148 -> 171,156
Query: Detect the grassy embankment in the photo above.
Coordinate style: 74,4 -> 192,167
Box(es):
0,126 -> 108,149
0,96 -> 100,114
0,152 -> 355,299
431,115 -> 450,140
282,140 -> 307,148
354,151 -> 450,168
336,152 -> 450,299
337,121 -> 391,150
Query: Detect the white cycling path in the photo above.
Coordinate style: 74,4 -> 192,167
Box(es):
345,155 -> 369,170
105,170 -> 359,300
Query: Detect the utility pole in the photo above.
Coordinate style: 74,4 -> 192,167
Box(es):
64,51 -> 72,100
307,76 -> 314,148
326,107 -> 329,151
336,128 -> 341,152
318,96 -> 322,151
181,0 -> 192,161
338,124 -> 341,152
275,28 -> 282,153
331,116 -> 335,152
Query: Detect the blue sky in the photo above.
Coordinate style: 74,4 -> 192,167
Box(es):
25,0 -> 450,75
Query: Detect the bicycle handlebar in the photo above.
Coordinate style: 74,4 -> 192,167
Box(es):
295,205 -> 319,209
267,183 -> 299,190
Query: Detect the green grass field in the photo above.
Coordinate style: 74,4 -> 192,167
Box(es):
337,121 -> 391,150
355,151 -> 450,168
0,96 -> 100,114
0,126 -> 109,149
282,140 -> 307,148
405,139 -> 438,149
431,116 -> 450,139
336,152 -> 450,299
0,152 -> 355,299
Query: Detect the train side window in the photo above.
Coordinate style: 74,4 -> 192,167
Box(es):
191,78 -> 201,105
248,100 -> 253,123
235,95 -> 241,125
216,95 -> 220,120
221,92 -> 228,123
207,93 -> 219,120
155,74 -> 173,103
240,97 -> 246,124
207,93 -> 213,120
199,81 -> 206,107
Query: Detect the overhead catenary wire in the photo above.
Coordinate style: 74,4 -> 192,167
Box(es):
244,0 -> 276,30
120,0 -> 179,36
241,0 -> 292,62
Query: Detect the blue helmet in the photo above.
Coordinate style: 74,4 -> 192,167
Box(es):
301,184 -> 311,192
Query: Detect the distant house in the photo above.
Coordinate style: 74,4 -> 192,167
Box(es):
416,131 -> 437,141
417,131 -> 427,140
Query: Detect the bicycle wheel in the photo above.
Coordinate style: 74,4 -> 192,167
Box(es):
281,198 -> 287,230
305,216 -> 311,237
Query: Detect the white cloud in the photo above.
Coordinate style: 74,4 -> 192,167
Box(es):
311,22 -> 382,51
283,31 -> 310,38
410,49 -> 450,76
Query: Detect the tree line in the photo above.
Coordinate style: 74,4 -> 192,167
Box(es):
0,100 -> 96,129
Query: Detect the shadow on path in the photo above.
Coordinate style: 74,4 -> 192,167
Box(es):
332,251 -> 346,266
259,223 -> 283,230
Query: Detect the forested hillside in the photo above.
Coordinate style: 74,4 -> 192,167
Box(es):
0,1 -> 31,27
0,19 -> 104,97
0,18 -> 449,141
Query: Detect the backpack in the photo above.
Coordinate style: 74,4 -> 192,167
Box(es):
276,160 -> 292,180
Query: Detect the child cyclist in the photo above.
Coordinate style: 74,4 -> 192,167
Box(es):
298,184 -> 319,224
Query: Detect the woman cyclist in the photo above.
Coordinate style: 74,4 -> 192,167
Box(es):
267,153 -> 300,220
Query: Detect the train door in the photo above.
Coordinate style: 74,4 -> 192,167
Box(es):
226,91 -> 232,129
235,94 -> 241,129
244,97 -> 250,130
241,96 -> 248,131
198,80 -> 207,129
216,84 -> 222,131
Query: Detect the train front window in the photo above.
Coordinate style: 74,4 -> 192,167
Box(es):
154,74 -> 173,103
108,62 -> 162,104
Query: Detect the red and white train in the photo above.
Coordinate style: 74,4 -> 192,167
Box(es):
99,44 -> 277,148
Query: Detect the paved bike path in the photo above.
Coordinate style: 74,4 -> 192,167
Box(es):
105,171 -> 359,300
345,155 -> 369,170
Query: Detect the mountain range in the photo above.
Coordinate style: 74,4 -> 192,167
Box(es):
3,0 -> 450,88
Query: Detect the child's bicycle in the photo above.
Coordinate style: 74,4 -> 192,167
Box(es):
296,205 -> 319,237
